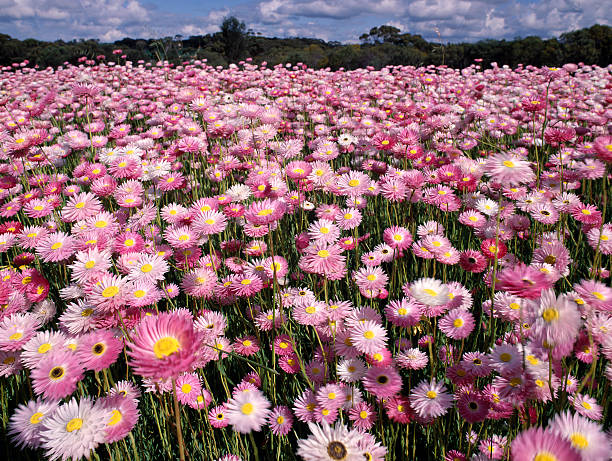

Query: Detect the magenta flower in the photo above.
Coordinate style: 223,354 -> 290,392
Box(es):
127,312 -> 202,379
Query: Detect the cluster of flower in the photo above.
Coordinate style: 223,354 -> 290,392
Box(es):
0,58 -> 610,461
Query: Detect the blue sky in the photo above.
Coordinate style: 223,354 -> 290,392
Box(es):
0,0 -> 609,44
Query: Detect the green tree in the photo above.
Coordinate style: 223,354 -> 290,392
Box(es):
220,16 -> 247,63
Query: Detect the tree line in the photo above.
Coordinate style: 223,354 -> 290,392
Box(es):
0,19 -> 610,70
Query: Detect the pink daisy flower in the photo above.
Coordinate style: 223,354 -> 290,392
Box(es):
85,273 -> 128,313
23,199 -> 54,219
209,405 -> 229,428
574,279 -> 612,312
353,266 -> 388,292
571,394 -> 603,421
16,226 -> 50,250
193,210 -> 228,236
308,219 -> 341,245
233,336 -> 260,356
127,312 -> 202,379
410,379 -> 454,419
349,320 -> 388,355
316,383 -> 345,411
362,366 -> 402,398
8,397 -> 58,450
61,192 -> 102,222
349,401 -> 377,430
396,348 -> 428,370
484,153 -> 535,186
36,232 -> 75,262
181,267 -> 217,299
0,313 -> 41,352
525,289 -> 580,347
495,263 -> 553,299
175,372 -> 202,405
76,330 -> 123,372
456,391 -> 490,424
225,388 -> 271,433
31,348 -> 84,400
268,405 -> 294,436
385,298 -> 423,327
549,410 -> 611,460
511,427 -> 579,461
299,242 -> 346,279
99,394 -> 140,443
383,225 -> 413,250
439,308 -> 475,340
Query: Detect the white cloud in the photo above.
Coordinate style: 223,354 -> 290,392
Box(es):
0,0 -> 609,43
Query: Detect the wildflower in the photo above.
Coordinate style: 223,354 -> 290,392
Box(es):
76,330 -> 122,372
225,389 -> 271,434
268,406 -> 294,436
127,312 -> 202,379
362,366 -> 402,398
349,320 -> 388,355
510,427 -> 580,461
31,348 -> 84,401
297,422 -> 364,461
410,278 -> 449,306
98,394 -> 139,443
8,398 -> 59,449
571,394 -> 603,421
410,379 -> 454,419
438,308 -> 475,340
484,153 -> 535,186
40,397 -> 107,461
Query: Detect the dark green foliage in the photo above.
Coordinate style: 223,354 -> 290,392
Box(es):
220,16 -> 247,63
0,24 -> 610,70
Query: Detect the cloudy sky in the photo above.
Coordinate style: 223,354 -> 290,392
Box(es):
0,0 -> 609,44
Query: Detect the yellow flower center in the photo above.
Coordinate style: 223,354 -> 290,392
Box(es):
241,403 -> 254,415
181,383 -> 192,394
569,433 -> 588,449
153,337 -> 180,358
500,353 -> 512,362
139,264 -> 153,273
102,286 -> 119,298
51,242 -> 63,250
363,330 -> 375,339
66,418 -> 83,432
37,343 -> 52,354
108,409 -> 122,426
426,391 -> 437,399
533,453 -> 558,461
30,412 -> 43,424
542,308 -> 559,322
453,318 -> 464,328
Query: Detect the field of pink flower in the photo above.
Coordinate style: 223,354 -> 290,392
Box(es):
0,59 -> 610,461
